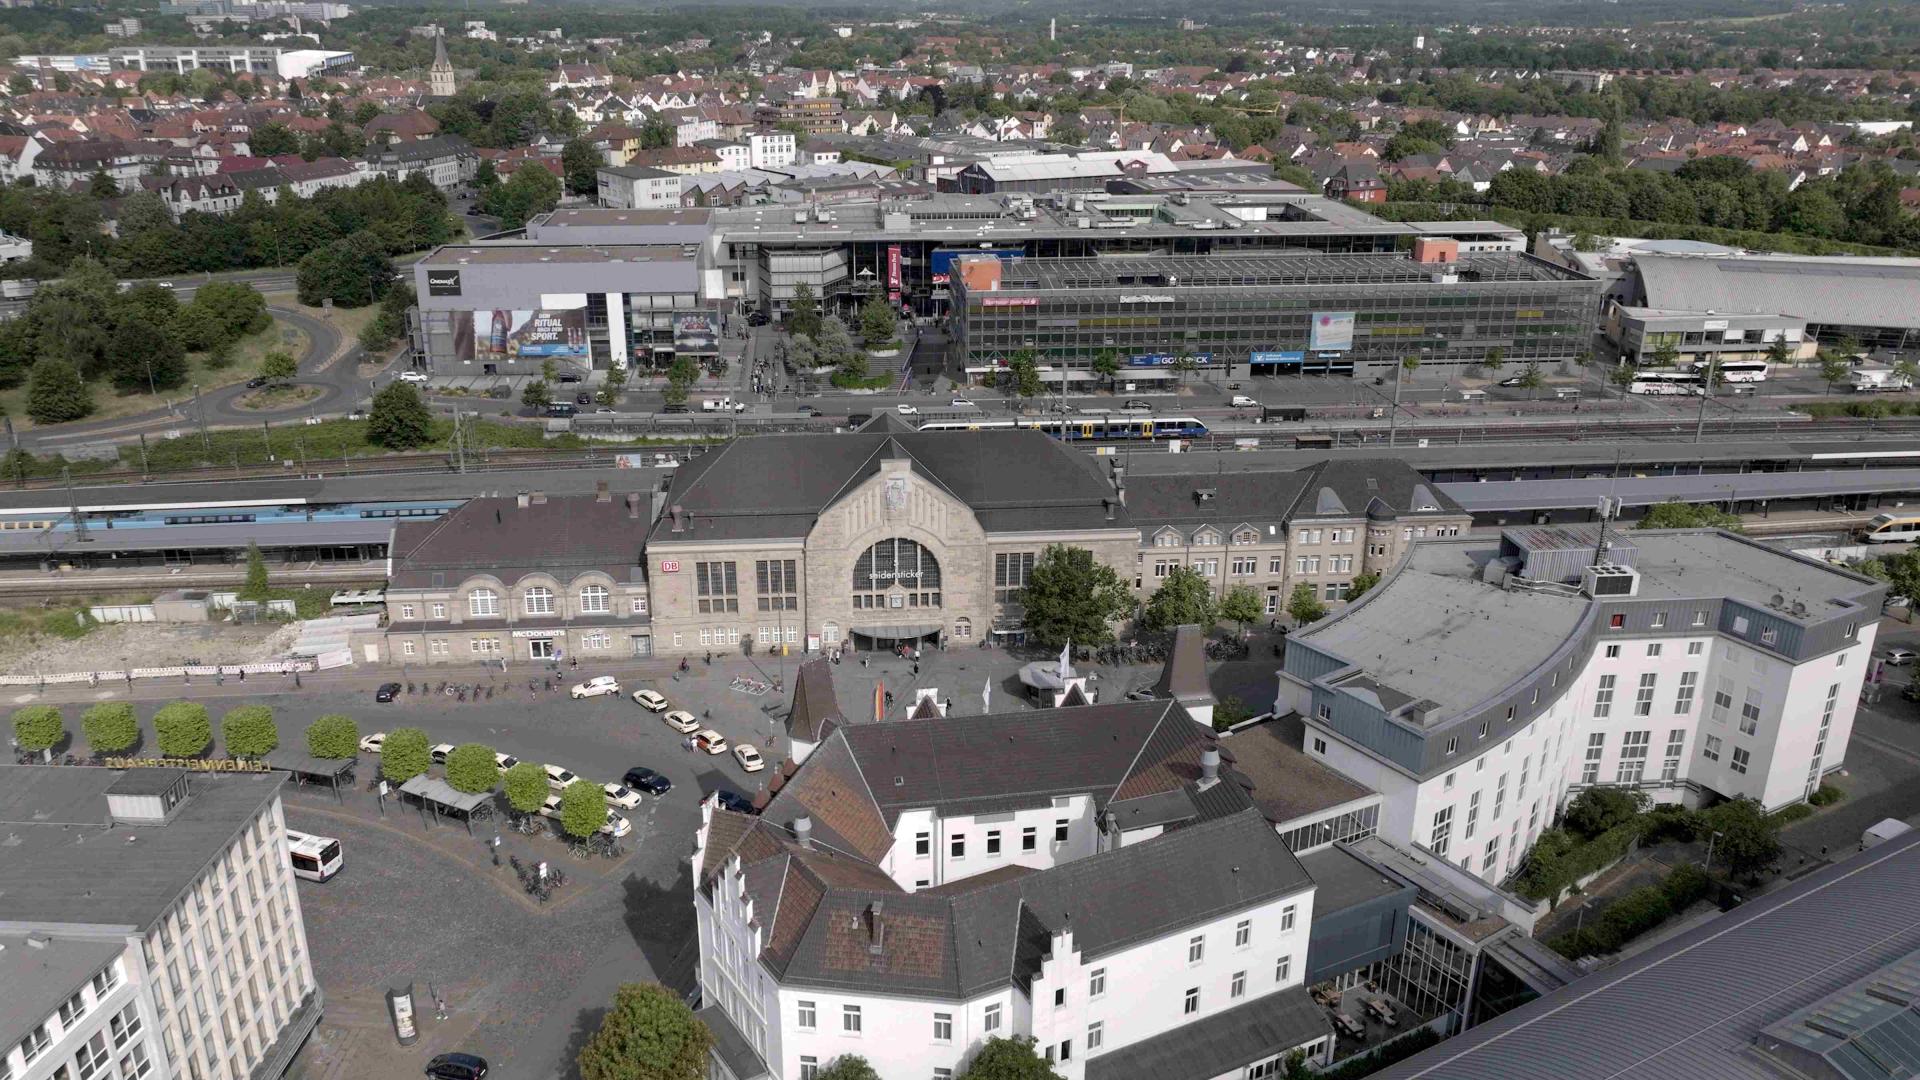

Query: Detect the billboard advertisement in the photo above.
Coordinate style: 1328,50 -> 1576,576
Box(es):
887,244 -> 902,302
1251,351 -> 1305,367
672,313 -> 718,354
459,309 -> 588,362
425,269 -> 462,296
1309,312 -> 1356,352
931,247 -> 1022,285
1128,352 -> 1213,368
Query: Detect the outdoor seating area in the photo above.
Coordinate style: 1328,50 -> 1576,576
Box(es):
1314,982 -> 1412,1061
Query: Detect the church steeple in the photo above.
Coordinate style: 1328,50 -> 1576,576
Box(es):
429,31 -> 456,98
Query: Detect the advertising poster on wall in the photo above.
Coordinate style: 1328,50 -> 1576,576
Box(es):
672,313 -> 718,354
1309,312 -> 1356,352
930,248 -> 1023,285
887,244 -> 903,302
459,309 -> 589,361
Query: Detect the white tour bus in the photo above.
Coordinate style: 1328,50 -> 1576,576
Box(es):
1629,370 -> 1705,395
285,830 -> 343,882
1689,359 -> 1771,383
1863,513 -> 1920,544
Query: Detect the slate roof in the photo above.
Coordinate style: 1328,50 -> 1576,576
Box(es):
1152,625 -> 1212,707
651,430 -> 1126,544
786,658 -> 844,743
388,493 -> 646,589
1637,252 -> 1920,332
1085,985 -> 1328,1080
1123,457 -> 1463,535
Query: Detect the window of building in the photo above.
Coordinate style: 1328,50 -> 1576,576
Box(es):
1663,729 -> 1686,781
1703,734 -> 1722,762
1594,674 -> 1616,718
755,560 -> 799,611
1445,736 -> 1458,755
984,1004 -> 1002,1032
800,1057 -> 819,1080
1235,920 -> 1252,948
1583,733 -> 1605,784
1269,557 -> 1286,574
19,1024 -> 50,1063
59,990 -> 87,1025
1430,806 -> 1454,857
1634,673 -> 1657,716
1282,904 -> 1297,932
1483,837 -> 1500,874
400,603 -> 416,620
1312,737 -> 1327,755
1676,671 -> 1698,713
1731,746 -> 1751,775
1184,988 -> 1200,1015
797,1001 -> 816,1030
1188,935 -> 1205,964
1276,954 -> 1292,983
1089,968 -> 1106,998
1231,971 -> 1247,999
1232,556 -> 1258,575
576,584 -> 610,614
76,1031 -> 110,1079
696,561 -> 740,614
1617,730 -> 1651,783
950,835 -> 965,859
1465,791 -> 1481,839
1652,612 -> 1667,628
1054,988 -> 1065,1008
1054,820 -> 1069,844
1605,644 -> 1620,658
915,832 -> 930,856
1647,642 -> 1663,658
986,830 -> 1001,856
1740,690 -> 1762,736
1087,1022 -> 1104,1051
843,1005 -> 862,1033
1610,613 -> 1625,629
523,586 -> 554,615
468,589 -> 499,617
934,1013 -> 952,1042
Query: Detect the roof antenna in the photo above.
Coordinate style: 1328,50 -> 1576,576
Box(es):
1593,495 -> 1617,567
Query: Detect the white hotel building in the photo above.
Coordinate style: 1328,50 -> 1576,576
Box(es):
691,697 -> 1339,1080
0,767 -> 321,1080
1276,526 -> 1884,884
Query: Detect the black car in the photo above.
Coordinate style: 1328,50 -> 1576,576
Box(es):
246,376 -> 269,389
1903,681 -> 1920,704
375,682 -> 400,703
1123,398 -> 1152,410
799,405 -> 822,417
713,789 -> 756,814
623,766 -> 673,795
556,372 -> 583,384
575,392 -> 593,405
746,310 -> 770,326
425,1053 -> 488,1080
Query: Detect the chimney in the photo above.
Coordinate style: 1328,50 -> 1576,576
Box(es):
670,504 -> 684,533
1198,747 -> 1220,790
530,490 -> 547,505
867,900 -> 886,954
626,492 -> 641,519
596,480 -> 611,503
794,815 -> 813,849
516,491 -> 530,509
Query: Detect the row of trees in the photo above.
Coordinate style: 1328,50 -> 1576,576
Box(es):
10,700 -> 278,759
477,159 -> 563,231
0,259 -> 274,423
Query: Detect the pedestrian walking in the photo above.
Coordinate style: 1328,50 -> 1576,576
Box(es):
913,662 -> 920,676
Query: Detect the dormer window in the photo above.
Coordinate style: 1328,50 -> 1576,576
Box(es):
1194,531 -> 1220,546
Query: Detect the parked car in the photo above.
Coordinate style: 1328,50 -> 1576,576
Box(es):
398,371 -> 430,383
358,732 -> 386,754
896,403 -> 918,416
1886,648 -> 1917,666
662,709 -> 700,733
375,682 -> 400,703
1497,376 -> 1527,388
493,752 -> 519,772
734,744 -> 765,772
544,764 -> 579,791
1902,682 -> 1920,703
623,766 -> 672,795
570,676 -> 621,699
798,405 -> 822,417
424,1053 -> 489,1080
712,789 -> 755,814
430,743 -> 456,765
246,376 -> 269,389
346,409 -> 369,421
556,372 -> 583,384
1230,395 -> 1259,408
603,811 -> 632,838
746,310 -> 770,327
950,397 -> 974,408
575,392 -> 593,405
632,688 -> 669,711
1122,399 -> 1152,411
537,794 -> 564,820
603,783 -> 643,810
694,729 -> 728,754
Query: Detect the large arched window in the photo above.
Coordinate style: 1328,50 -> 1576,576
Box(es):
579,585 -> 610,614
853,538 -> 941,591
524,586 -> 555,616
469,588 -> 499,617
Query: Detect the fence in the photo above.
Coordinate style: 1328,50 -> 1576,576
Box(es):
89,604 -> 158,623
0,658 -> 319,687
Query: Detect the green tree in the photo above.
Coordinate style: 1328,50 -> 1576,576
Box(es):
479,165 -> 561,230
1400,354 -> 1421,382
1091,348 -> 1120,389
191,282 -> 271,339
1648,339 -> 1680,368
1894,358 -> 1920,388
153,701 -> 212,757
296,231 -> 394,308
445,743 -> 501,794
1819,353 -> 1853,394
1481,346 -> 1504,375
1220,584 -> 1263,635
640,116 -> 676,150
1609,362 -> 1640,397
858,291 -> 897,349
576,982 -> 713,1080
559,778 -> 605,839
88,170 -> 119,199
368,382 -> 433,450
1171,353 -> 1199,383
1765,336 -> 1794,368
221,705 -> 278,759
108,318 -> 188,393
815,1057 -> 881,1080
661,380 -> 689,409
1702,796 -> 1783,879
1563,786 -> 1649,838
173,304 -> 230,352
1636,500 -> 1744,531
81,702 -> 138,754
11,705 -> 64,756
958,1036 -> 1063,1080
251,121 -> 300,157
789,283 -> 822,340
561,137 -> 603,197
597,363 -> 627,406
504,760 -> 550,816
1006,349 -> 1043,405
239,541 -> 271,600
1348,570 -> 1381,599
1287,582 -> 1328,624
1018,544 -> 1135,648
522,379 -> 552,409
259,349 -> 297,384
305,714 -> 359,759
1142,566 -> 1217,632
380,727 -> 431,785
26,358 -> 92,424
1517,360 -> 1546,399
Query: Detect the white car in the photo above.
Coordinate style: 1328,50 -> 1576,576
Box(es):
538,794 -> 564,820
570,676 -> 621,700
632,689 -> 669,711
603,783 -> 643,810
398,370 -> 430,383
358,732 -> 386,754
694,729 -> 728,754
734,744 -> 765,773
950,397 -> 973,408
430,742 -> 456,765
603,811 -> 632,838
494,752 -> 520,771
545,764 -> 580,791
896,404 -> 919,416
1230,394 -> 1259,408
662,709 -> 700,733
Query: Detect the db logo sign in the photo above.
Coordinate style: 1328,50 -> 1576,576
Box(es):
659,560 -> 680,573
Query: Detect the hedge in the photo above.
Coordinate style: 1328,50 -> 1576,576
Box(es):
80,702 -> 139,754
1550,862 -> 1716,960
1809,783 -> 1846,807
1770,803 -> 1817,826
306,714 -> 359,759
221,705 -> 278,759
1313,1027 -> 1445,1080
11,704 -> 64,753
1514,819 -> 1647,902
152,702 -> 211,757
1376,201 -> 1911,257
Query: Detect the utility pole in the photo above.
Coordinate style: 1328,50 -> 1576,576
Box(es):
1387,358 -> 1405,448
137,432 -> 151,476
64,465 -> 87,543
452,407 -> 468,473
1693,355 -> 1717,443
193,383 -> 211,456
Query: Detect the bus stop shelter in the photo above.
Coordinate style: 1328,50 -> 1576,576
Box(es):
265,750 -> 357,803
397,775 -> 495,834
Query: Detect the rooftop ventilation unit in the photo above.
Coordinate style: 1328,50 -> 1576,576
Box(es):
1582,564 -> 1640,598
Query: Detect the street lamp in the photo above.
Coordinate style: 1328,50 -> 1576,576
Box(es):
1704,829 -> 1726,871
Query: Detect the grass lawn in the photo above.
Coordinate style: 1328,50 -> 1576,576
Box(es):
0,317 -> 309,432
268,292 -> 380,357
232,384 -> 324,412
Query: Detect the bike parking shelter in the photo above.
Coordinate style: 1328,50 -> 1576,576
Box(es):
397,775 -> 495,835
